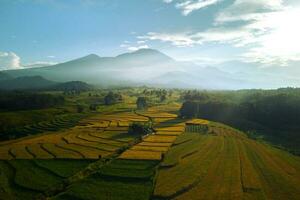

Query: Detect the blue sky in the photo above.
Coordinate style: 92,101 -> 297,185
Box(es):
0,0 -> 300,70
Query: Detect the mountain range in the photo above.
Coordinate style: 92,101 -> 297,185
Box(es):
3,49 -> 300,89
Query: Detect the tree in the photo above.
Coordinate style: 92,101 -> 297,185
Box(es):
104,91 -> 122,105
89,104 -> 97,111
160,94 -> 166,102
179,101 -> 199,118
76,105 -> 85,113
136,97 -> 148,110
128,122 -> 153,136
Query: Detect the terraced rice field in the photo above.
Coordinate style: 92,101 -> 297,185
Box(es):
53,159 -> 158,200
153,123 -> 300,200
0,159 -> 93,199
1,104 -> 300,200
11,114 -> 84,138
119,117 -> 187,160
0,112 -> 148,160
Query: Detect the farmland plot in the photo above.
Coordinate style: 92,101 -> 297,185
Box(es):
0,112 -> 146,160
153,121 -> 300,200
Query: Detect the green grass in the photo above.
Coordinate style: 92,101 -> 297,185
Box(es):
52,159 -> 158,200
0,160 -> 39,200
161,132 -> 210,167
53,174 -> 153,200
0,159 -> 97,200
7,160 -> 62,191
100,159 -> 158,179
34,160 -> 94,178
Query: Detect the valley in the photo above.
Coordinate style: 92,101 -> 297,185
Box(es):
0,92 -> 299,200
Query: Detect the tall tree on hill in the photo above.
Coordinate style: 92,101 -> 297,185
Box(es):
136,97 -> 148,110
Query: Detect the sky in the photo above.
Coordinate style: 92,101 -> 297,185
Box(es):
0,0 -> 300,71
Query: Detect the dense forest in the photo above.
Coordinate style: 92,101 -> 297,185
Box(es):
179,88 -> 300,154
0,91 -> 65,111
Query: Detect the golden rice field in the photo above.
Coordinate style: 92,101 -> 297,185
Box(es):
153,124 -> 300,200
118,118 -> 186,160
0,112 -> 149,160
186,118 -> 210,125
1,103 -> 300,200
119,150 -> 163,160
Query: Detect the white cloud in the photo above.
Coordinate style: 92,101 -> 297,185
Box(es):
128,45 -> 150,51
163,0 -> 223,15
176,0 -> 223,15
47,55 -> 56,58
120,40 -> 150,51
215,0 -> 283,24
137,40 -> 146,44
149,0 -> 300,65
241,7 -> 300,65
138,32 -> 197,47
0,51 -> 22,70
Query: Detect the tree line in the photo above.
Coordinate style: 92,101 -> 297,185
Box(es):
0,91 -> 65,111
179,88 -> 300,131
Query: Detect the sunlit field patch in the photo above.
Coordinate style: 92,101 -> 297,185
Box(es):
143,135 -> 177,143
155,126 -> 185,132
155,131 -> 183,136
186,118 -> 210,125
119,150 -> 163,160
131,145 -> 170,152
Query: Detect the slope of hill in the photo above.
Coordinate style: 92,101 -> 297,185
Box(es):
0,109 -> 299,200
0,72 -> 13,81
0,76 -> 57,90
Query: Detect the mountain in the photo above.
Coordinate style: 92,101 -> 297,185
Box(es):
0,76 -> 57,90
3,48 -> 288,89
116,48 -> 173,64
23,63 -> 54,69
3,49 -> 176,86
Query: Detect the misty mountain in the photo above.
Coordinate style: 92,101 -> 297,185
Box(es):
23,63 -> 54,69
4,49 -> 177,86
4,48 -> 297,89
0,76 -> 56,90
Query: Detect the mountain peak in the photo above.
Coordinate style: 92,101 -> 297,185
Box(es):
117,48 -> 173,62
83,53 -> 101,59
132,48 -> 161,54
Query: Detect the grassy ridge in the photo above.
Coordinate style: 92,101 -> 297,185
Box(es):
153,124 -> 300,200
0,159 -> 94,199
53,159 -> 158,200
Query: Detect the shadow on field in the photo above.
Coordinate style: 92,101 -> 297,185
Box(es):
154,118 -> 188,128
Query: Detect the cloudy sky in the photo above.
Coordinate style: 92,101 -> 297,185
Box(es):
0,0 -> 300,71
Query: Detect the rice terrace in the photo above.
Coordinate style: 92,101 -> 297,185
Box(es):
1,0 -> 300,200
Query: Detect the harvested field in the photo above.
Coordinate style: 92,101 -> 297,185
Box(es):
119,150 -> 163,160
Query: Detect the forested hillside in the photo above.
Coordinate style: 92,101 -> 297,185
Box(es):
179,88 -> 300,154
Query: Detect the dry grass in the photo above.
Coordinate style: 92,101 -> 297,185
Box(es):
41,143 -> 82,159
186,119 -> 210,125
138,142 -> 173,147
131,145 -> 170,152
155,131 -> 183,136
119,150 -> 162,160
143,135 -> 177,143
155,126 -> 185,132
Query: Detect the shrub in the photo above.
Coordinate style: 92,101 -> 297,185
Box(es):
128,122 -> 153,136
